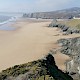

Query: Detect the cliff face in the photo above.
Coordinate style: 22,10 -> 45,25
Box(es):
43,54 -> 73,80
58,37 -> 80,80
58,37 -> 80,56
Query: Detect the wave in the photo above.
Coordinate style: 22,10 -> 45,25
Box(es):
0,16 -> 17,25
0,16 -> 19,30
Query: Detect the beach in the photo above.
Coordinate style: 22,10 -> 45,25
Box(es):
0,18 -> 80,71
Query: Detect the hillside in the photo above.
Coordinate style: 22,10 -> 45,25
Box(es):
0,54 -> 73,80
24,7 -> 80,19
56,19 -> 80,29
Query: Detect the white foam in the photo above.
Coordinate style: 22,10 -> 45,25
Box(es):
0,16 -> 18,25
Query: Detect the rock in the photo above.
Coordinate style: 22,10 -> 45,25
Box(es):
73,29 -> 80,33
49,22 -> 80,34
43,54 -> 73,80
58,37 -> 80,56
62,26 -> 69,32
58,24 -> 65,29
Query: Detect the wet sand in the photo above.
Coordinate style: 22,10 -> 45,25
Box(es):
0,18 -> 80,71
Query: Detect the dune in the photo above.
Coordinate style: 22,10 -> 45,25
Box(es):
0,18 -> 80,71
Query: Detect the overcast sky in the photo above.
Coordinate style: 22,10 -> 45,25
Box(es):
0,0 -> 80,12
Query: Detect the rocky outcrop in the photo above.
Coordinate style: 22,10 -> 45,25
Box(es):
58,37 -> 80,56
49,23 -> 80,35
58,37 -> 80,80
43,54 -> 73,80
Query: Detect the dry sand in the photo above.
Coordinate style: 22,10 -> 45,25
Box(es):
0,18 -> 80,71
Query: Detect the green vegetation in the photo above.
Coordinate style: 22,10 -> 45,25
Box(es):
0,60 -> 54,80
49,19 -> 80,34
65,19 -> 80,27
0,54 -> 73,80
57,19 -> 80,29
76,23 -> 80,29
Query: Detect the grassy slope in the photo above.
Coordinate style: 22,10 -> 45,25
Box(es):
57,19 -> 80,29
0,60 -> 54,80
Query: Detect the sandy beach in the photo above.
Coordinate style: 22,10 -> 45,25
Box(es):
0,18 -> 80,71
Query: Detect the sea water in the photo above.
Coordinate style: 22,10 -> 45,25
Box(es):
0,13 -> 22,30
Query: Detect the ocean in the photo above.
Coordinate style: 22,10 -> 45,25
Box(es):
0,13 -> 22,30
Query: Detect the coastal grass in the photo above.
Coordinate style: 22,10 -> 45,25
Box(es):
0,60 -> 54,80
57,19 -> 80,29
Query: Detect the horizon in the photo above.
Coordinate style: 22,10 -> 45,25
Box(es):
0,0 -> 80,13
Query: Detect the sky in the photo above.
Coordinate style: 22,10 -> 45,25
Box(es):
0,0 -> 80,13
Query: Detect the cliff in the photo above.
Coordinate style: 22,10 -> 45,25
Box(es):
24,7 -> 80,19
0,54 -> 73,80
58,37 -> 80,80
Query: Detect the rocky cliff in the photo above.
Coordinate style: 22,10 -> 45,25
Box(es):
58,37 -> 80,56
58,37 -> 80,80
49,22 -> 80,35
0,54 -> 73,80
